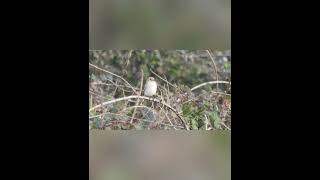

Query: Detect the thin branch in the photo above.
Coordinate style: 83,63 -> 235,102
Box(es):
121,105 -> 153,112
204,114 -> 209,130
163,74 -> 171,104
221,121 -> 231,130
112,80 -> 118,96
207,50 -> 219,90
89,90 -> 109,100
191,81 -> 231,91
91,82 -> 139,91
182,91 -> 231,105
125,50 -> 133,68
160,105 -> 177,130
156,91 -> 177,129
89,95 -> 189,130
91,81 -> 134,93
130,69 -> 144,123
150,69 -> 177,88
89,63 -> 137,94
89,94 -> 92,109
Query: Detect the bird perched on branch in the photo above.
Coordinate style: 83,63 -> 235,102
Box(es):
142,77 -> 158,123
144,77 -> 157,97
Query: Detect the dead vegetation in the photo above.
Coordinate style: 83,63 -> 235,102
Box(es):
89,50 -> 231,130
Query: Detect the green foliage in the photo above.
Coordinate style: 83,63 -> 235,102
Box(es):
182,103 -> 205,130
208,111 -> 222,129
110,101 -> 124,113
224,62 -> 230,69
90,50 -> 231,89
182,103 -> 192,116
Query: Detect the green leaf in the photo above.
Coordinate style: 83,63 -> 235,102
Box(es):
182,103 -> 192,116
126,109 -> 134,117
208,111 -> 222,129
135,124 -> 144,130
104,114 -> 113,122
91,74 -> 96,80
111,101 -> 124,113
94,119 -> 101,128
89,111 -> 97,117
224,62 -> 230,69
191,118 -> 198,130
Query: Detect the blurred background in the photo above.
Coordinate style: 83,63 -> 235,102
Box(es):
89,1 -> 231,178
90,131 -> 230,180
89,0 -> 231,49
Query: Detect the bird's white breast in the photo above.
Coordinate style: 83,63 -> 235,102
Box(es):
144,81 -> 157,96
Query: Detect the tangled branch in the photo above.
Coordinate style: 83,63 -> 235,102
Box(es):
89,95 -> 189,130
89,63 -> 137,94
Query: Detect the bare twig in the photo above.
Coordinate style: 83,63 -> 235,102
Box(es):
130,69 -> 144,123
91,82 -> 138,92
112,81 -> 118,96
150,69 -> 177,88
163,74 -> 171,104
221,121 -> 231,130
160,105 -> 177,130
89,63 -> 137,94
204,114 -> 209,130
182,91 -> 231,105
89,95 -> 189,130
121,105 -> 153,112
191,81 -> 231,91
125,50 -> 133,68
207,50 -> 219,90
89,94 -> 92,109
89,90 -> 109,100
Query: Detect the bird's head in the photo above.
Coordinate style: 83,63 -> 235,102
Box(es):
147,77 -> 155,81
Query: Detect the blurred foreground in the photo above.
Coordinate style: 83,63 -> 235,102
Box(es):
90,131 -> 230,180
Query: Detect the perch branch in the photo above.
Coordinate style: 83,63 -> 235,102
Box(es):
89,95 -> 189,130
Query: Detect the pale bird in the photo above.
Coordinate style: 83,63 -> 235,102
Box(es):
144,77 -> 157,97
142,77 -> 158,122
